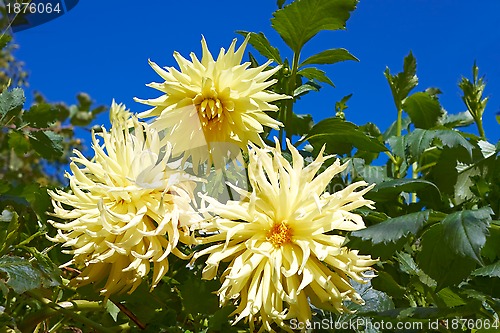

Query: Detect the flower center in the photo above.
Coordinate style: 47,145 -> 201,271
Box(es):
266,221 -> 293,247
195,96 -> 224,130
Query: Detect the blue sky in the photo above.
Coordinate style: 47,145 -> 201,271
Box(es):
12,0 -> 500,144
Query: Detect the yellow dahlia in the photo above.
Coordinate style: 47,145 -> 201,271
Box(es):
193,140 -> 377,332
135,36 -> 288,170
48,102 -> 200,297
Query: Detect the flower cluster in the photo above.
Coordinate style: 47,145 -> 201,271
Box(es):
49,38 -> 377,331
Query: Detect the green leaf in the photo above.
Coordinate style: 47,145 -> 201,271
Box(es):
0,211 -> 19,255
351,211 -> 430,245
28,131 -> 64,159
387,135 -> 406,159
367,178 -> 441,202
22,103 -> 67,127
383,117 -> 411,139
396,252 -> 436,288
305,117 -> 387,155
417,224 -> 477,289
236,31 -> 282,63
0,34 -> 12,50
178,275 -> 219,315
300,48 -> 358,67
294,81 -> 321,97
471,261 -> 500,278
384,52 -> 418,109
371,271 -> 406,299
271,0 -> 357,53
8,131 -> 30,155
209,305 -> 237,331
441,207 -> 493,265
0,255 -> 57,294
406,128 -> 474,159
441,111 -> 474,128
0,88 -> 25,121
403,92 -> 444,129
105,301 -> 120,322
288,113 -> 313,137
298,67 -> 334,86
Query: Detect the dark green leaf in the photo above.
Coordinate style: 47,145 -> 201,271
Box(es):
441,207 -> 493,265
277,0 -> 286,8
367,178 -> 441,202
178,275 -> 219,314
300,48 -> 358,67
271,0 -> 357,53
237,31 -> 282,63
305,117 -> 387,155
384,52 -> 418,109
0,256 -> 54,294
406,128 -> 474,158
28,131 -> 64,159
22,103 -> 65,127
298,67 -> 334,86
403,92 -> 444,129
288,113 -> 313,136
209,305 -> 237,331
8,131 -> 30,155
371,271 -> 406,299
351,211 -> 429,245
417,224 -> 477,290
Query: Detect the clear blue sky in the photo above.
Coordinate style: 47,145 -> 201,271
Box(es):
12,0 -> 500,144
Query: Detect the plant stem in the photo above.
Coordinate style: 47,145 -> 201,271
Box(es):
284,51 -> 301,143
20,291 -> 115,333
475,115 -> 486,139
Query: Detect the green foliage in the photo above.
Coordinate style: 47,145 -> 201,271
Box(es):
271,0 -> 357,53
402,91 -> 444,129
305,117 -> 387,155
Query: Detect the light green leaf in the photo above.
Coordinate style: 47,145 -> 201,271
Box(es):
305,117 -> 387,155
403,92 -> 444,129
351,211 -> 430,245
271,0 -> 357,53
298,67 -> 334,86
300,48 -> 358,67
441,207 -> 493,265
236,31 -> 282,63
105,301 -> 120,322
